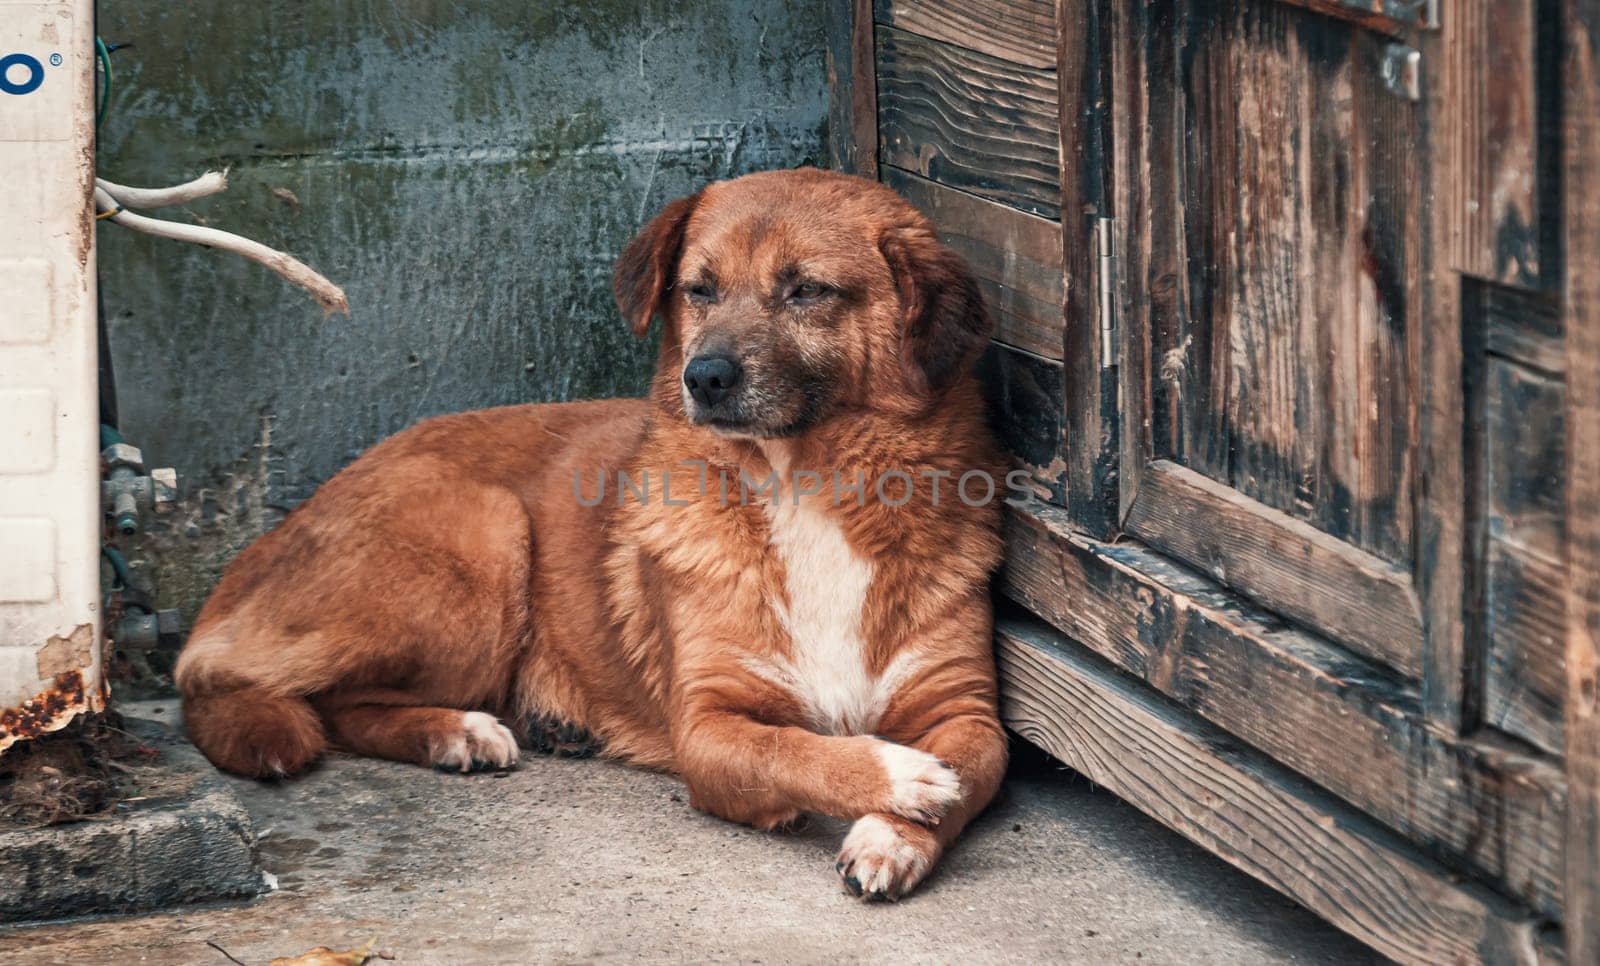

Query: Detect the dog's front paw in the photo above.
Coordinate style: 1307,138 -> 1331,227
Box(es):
875,741 -> 961,823
432,711 -> 520,772
836,814 -> 940,901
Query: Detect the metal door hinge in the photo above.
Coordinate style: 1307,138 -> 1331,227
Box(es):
1095,217 -> 1118,370
1381,44 -> 1422,101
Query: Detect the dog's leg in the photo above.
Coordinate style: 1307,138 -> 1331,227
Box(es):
832,668 -> 1004,902
672,702 -> 964,830
314,692 -> 520,772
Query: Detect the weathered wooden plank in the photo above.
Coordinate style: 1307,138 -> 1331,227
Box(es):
825,0 -> 878,176
1487,358 -> 1566,562
1001,499 -> 1566,919
976,343 -> 1066,503
1121,0 -> 1419,626
1125,459 -> 1425,677
1475,349 -> 1564,750
1447,0 -> 1543,288
875,26 -> 1061,218
1164,1 -> 1415,564
1563,0 -> 1600,959
1111,0 -> 1154,524
1269,0 -> 1436,32
1149,0 -> 1229,487
1485,282 -> 1565,375
1057,0 -> 1118,538
883,166 -> 1063,360
997,616 -> 1551,966
1486,538 -> 1566,755
873,0 -> 1055,69
1415,0 -> 1471,727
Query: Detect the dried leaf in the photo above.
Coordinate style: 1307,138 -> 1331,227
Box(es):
268,939 -> 377,966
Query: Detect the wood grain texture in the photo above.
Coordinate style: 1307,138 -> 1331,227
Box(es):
873,0 -> 1055,69
1487,358 -> 1566,563
1486,538 -> 1566,755
996,616 -> 1551,966
875,26 -> 1062,218
1485,284 -> 1565,375
976,343 -> 1067,503
883,166 -> 1064,360
1111,0 -> 1153,525
826,0 -> 879,175
1125,459 -> 1425,677
1002,499 -> 1566,920
1447,0 -> 1544,288
1480,348 -> 1567,755
1413,0 -> 1469,726
1563,0 -> 1600,959
1058,0 -> 1118,538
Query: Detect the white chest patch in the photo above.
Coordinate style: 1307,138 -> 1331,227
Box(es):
747,497 -> 919,735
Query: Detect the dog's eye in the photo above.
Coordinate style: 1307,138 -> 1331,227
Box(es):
788,281 -> 829,303
686,283 -> 717,303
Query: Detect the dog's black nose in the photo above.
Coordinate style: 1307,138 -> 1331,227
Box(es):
683,354 -> 741,407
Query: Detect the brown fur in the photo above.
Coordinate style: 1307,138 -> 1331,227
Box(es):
178,168 -> 1008,899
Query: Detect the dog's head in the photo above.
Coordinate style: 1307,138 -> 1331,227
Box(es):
613,169 -> 990,438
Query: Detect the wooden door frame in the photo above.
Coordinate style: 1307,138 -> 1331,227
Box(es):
1564,0 -> 1600,960
1056,0 -> 1120,538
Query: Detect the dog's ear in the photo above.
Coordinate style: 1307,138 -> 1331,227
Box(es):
879,226 -> 992,398
614,192 -> 700,338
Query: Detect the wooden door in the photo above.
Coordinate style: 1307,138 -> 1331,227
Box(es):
825,0 -> 1587,959
1113,0 -> 1431,681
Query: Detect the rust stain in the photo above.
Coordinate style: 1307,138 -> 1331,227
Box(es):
74,133 -> 96,274
34,623 -> 96,678
0,623 -> 102,755
0,670 -> 89,749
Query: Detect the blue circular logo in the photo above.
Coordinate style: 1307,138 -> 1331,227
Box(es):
0,53 -> 45,96
49,52 -> 62,68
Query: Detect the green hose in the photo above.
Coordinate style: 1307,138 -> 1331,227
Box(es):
95,36 -> 112,128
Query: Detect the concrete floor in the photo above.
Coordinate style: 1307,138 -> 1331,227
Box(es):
1,703 -> 1381,965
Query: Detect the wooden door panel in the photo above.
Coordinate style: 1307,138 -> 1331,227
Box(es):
1474,288 -> 1567,754
1162,0 -> 1416,563
1120,0 -> 1425,674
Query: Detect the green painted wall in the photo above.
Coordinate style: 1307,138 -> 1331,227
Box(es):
96,1 -> 827,644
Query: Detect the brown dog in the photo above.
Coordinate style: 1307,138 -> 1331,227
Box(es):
177,168 -> 1008,899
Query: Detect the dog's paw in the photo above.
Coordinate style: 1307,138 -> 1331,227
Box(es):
836,814 -> 939,901
432,712 -> 520,773
875,741 -> 961,823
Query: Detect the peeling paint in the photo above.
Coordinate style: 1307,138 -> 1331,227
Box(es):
0,670 -> 96,756
33,624 -> 96,679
